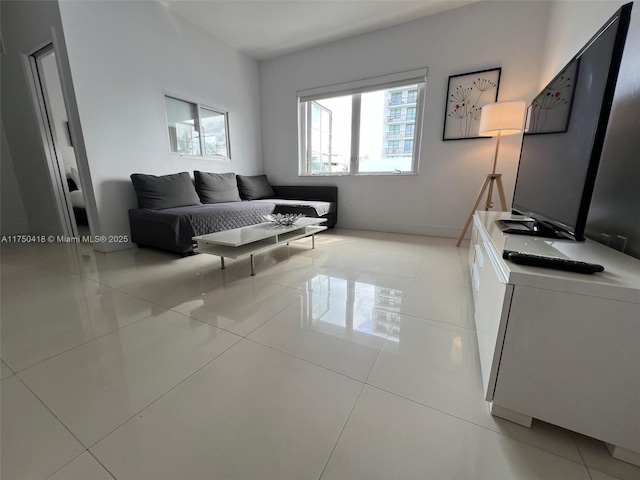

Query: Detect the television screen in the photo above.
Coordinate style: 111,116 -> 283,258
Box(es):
510,3 -> 632,241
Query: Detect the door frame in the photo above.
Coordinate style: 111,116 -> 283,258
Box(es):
22,41 -> 78,238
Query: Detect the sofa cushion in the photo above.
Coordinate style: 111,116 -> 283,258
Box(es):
194,171 -> 242,204
130,171 -> 201,210
236,174 -> 276,201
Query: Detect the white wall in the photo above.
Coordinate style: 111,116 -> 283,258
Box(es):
541,1 -> 640,258
1,125 -> 29,236
259,1 -> 551,237
0,0 -> 67,236
57,1 -> 263,251
539,1 -> 638,87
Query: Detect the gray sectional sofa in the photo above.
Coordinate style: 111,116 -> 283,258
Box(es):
128,172 -> 337,255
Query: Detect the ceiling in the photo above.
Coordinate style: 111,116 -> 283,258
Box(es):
163,0 -> 480,60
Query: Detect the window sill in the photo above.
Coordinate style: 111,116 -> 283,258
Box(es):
170,153 -> 231,161
299,171 -> 418,177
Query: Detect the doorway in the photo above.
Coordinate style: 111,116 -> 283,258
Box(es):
28,44 -> 89,238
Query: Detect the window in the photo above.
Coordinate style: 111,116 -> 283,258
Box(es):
297,68 -> 427,175
405,124 -> 414,137
390,92 -> 403,105
404,140 -> 413,154
165,95 -> 230,159
308,101 -> 336,173
407,89 -> 417,103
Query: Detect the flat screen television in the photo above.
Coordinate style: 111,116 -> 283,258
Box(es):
503,3 -> 632,241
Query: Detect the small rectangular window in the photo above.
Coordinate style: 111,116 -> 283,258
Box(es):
165,95 -> 230,159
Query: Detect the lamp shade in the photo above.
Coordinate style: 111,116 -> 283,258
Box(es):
479,101 -> 526,137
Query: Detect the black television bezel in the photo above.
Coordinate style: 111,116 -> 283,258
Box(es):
510,3 -> 632,241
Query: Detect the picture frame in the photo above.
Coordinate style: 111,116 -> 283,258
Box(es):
525,59 -> 579,135
443,67 -> 501,141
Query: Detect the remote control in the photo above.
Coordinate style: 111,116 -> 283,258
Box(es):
502,250 -> 604,274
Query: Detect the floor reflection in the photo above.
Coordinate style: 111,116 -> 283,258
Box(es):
302,274 -> 405,342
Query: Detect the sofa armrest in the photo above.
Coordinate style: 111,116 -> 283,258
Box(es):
271,185 -> 337,203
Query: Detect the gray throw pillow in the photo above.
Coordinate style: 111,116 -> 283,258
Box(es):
130,172 -> 201,210
194,171 -> 242,204
236,174 -> 276,201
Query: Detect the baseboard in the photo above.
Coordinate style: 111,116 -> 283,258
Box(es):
93,240 -> 137,253
336,219 -> 460,239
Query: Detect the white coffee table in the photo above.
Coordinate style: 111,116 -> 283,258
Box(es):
193,218 -> 327,276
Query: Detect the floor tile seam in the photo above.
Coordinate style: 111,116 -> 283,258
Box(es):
299,287 -> 409,312
12,374 -> 88,453
106,275 -> 199,310
84,263 -> 197,292
350,242 -> 421,257
1,360 -> 16,377
80,451 -> 118,480
174,285 -> 305,339
10,306 -> 226,374
9,307 -> 170,375
394,310 -> 478,333
587,467 -> 625,480
317,381 -> 367,480
82,334 -> 243,451
38,255 -> 94,276
572,434 -> 634,479
340,267 -> 420,280
255,261 -> 345,288
243,337 -> 372,385
235,290 -> 306,338
42,450 -> 117,480
411,276 -> 473,290
238,282 -> 476,333
362,383 -> 590,469
250,264 -> 338,283
9,256 -> 85,280
361,247 -> 428,260
359,269 -> 419,283
3,276 -> 158,311
573,432 -> 594,476
363,330 -> 392,386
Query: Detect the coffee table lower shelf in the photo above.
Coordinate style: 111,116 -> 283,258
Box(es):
194,225 -> 326,276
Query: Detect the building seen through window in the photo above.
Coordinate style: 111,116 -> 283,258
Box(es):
299,77 -> 424,175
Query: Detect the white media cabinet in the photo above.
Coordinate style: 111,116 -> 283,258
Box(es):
469,211 -> 640,465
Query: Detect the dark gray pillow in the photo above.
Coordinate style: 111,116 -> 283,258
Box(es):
194,171 -> 242,204
236,174 -> 276,200
130,172 -> 201,210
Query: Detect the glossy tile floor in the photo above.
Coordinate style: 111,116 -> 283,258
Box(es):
2,229 -> 639,480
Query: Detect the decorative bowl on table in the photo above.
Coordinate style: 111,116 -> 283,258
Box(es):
264,213 -> 305,226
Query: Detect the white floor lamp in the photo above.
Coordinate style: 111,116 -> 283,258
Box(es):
456,101 -> 527,247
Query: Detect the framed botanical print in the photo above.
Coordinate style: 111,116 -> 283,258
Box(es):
443,67 -> 501,140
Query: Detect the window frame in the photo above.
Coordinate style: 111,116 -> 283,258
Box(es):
163,92 -> 231,160
297,68 -> 427,177
306,101 -> 333,174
